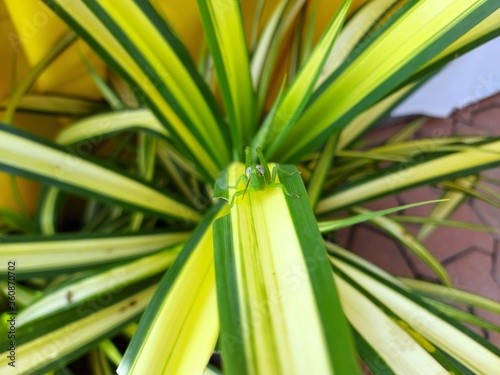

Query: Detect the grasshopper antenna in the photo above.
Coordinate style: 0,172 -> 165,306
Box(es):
242,146 -> 253,200
242,174 -> 251,200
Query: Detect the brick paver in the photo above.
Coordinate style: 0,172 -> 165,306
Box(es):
336,92 -> 500,347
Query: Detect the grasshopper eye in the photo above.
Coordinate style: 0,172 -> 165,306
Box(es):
256,165 -> 265,175
245,167 -> 252,178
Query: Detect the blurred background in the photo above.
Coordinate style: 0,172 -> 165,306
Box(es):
344,79 -> 500,347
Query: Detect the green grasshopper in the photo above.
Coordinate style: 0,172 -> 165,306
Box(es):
228,147 -> 300,207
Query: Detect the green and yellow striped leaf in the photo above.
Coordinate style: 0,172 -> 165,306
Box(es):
420,298 -> 500,332
41,109 -> 174,235
0,279 -> 159,375
18,248 -> 181,325
197,0 -> 256,156
0,124 -> 201,222
318,0 -> 402,86
399,277 -> 500,315
55,109 -> 168,145
213,162 -> 359,375
331,4 -> 500,151
418,176 -> 479,240
317,199 -> 445,232
413,8 -> 500,81
274,0 -> 500,161
89,347 -> 114,374
44,0 -> 229,179
0,231 -> 188,278
83,55 -> 125,110
0,94 -> 105,117
307,134 -> 339,209
2,31 -> 77,124
37,187 -> 61,235
317,139 -> 500,214
350,206 -> 451,285
255,0 -> 351,155
251,0 -> 306,116
337,83 -> 419,150
327,243 -> 500,374
391,214 -> 500,234
118,204 -> 224,375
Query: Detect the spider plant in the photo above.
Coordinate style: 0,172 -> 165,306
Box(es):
1,0 -> 500,374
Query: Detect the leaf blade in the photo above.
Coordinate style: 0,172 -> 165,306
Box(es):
45,0 -> 229,179
275,0 -> 500,161
214,162 -> 359,375
317,139 -> 500,214
255,0 -> 352,155
197,0 -> 256,156
0,231 -> 188,278
118,204 -> 225,375
0,124 -> 201,222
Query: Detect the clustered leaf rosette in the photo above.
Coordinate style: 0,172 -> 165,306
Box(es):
1,1 -> 500,374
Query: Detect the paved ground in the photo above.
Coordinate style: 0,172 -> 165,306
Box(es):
334,93 -> 500,347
